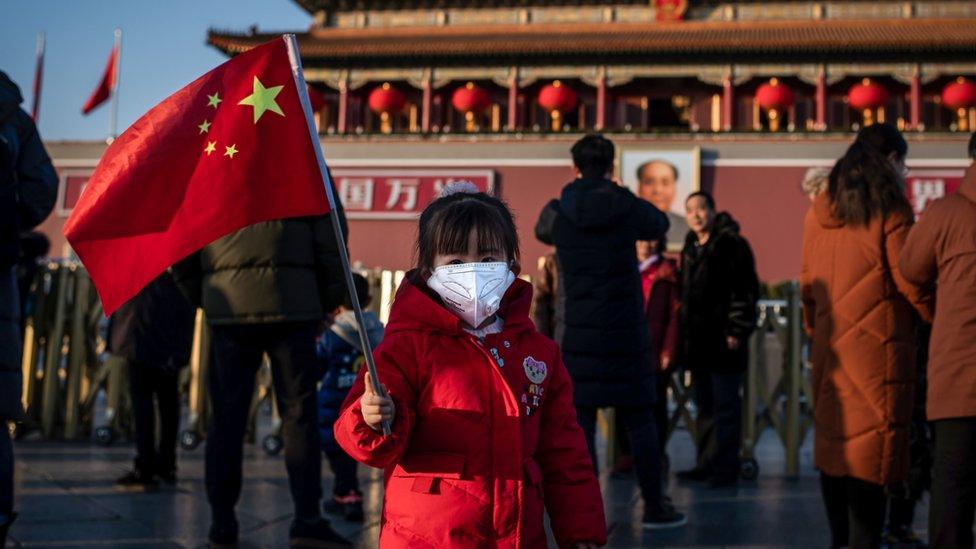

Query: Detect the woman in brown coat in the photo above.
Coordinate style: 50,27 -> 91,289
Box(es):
899,148 -> 976,548
800,124 -> 933,548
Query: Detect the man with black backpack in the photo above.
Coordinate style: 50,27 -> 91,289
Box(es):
0,71 -> 58,546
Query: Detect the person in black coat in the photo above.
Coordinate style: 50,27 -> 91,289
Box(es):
110,271 -> 195,491
0,71 -> 57,546
535,134 -> 686,529
678,191 -> 759,487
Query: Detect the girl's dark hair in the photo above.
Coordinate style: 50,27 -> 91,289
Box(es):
827,139 -> 912,227
416,191 -> 519,272
855,122 -> 908,161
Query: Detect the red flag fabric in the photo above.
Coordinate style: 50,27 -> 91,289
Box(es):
64,37 -> 330,315
82,45 -> 117,114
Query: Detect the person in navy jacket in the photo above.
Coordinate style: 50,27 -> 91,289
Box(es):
317,273 -> 383,522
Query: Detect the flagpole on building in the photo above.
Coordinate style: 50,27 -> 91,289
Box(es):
31,32 -> 45,122
108,28 -> 122,143
284,33 -> 392,436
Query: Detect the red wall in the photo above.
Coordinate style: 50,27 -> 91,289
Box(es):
347,164 -> 576,276
703,166 -> 812,282
40,161 -> 955,285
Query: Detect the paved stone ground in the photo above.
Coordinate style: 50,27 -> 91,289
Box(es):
5,427 -> 930,548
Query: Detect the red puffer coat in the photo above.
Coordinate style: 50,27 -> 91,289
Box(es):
335,275 -> 607,548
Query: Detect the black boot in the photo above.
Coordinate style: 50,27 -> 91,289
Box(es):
115,470 -> 159,492
209,515 -> 239,548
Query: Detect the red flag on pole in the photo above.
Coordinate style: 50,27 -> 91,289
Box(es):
64,36 -> 331,315
81,45 -> 117,115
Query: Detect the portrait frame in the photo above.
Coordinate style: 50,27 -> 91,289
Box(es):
617,145 -> 701,251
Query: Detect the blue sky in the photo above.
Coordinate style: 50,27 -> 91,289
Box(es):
1,0 -> 312,140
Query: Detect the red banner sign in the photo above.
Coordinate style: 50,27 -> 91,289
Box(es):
333,169 -> 495,220
906,169 -> 965,216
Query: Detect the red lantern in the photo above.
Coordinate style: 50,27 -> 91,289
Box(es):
755,78 -> 795,132
848,78 -> 889,125
655,0 -> 688,21
367,82 -> 406,134
942,76 -> 976,132
942,77 -> 976,132
367,83 -> 406,114
452,82 -> 491,114
942,77 -> 976,109
537,81 -> 578,131
452,82 -> 492,132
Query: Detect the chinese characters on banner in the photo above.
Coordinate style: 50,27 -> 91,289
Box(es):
332,169 -> 495,219
905,170 -> 965,217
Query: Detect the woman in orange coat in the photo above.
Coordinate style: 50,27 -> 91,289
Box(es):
800,123 -> 933,549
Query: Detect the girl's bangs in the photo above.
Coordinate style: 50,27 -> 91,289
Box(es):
433,203 -> 509,257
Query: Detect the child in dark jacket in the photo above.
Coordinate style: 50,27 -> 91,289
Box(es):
317,273 -> 384,522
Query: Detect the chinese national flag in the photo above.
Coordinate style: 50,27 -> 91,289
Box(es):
64,37 -> 331,315
81,45 -> 117,115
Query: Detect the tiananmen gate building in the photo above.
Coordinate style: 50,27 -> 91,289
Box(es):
42,0 -> 976,282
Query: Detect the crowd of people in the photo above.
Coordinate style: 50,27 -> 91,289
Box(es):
1,60 -> 976,547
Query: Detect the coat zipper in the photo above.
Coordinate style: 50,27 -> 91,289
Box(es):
465,335 -> 521,548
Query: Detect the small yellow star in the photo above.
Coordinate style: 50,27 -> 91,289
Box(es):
223,144 -> 238,158
204,141 -> 216,155
207,92 -> 222,109
198,119 -> 211,134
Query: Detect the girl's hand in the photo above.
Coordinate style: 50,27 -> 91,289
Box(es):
726,335 -> 741,350
573,543 -> 599,549
360,373 -> 395,432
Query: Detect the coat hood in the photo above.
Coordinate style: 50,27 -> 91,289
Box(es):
0,71 -> 23,123
330,310 -> 384,351
559,178 -> 639,229
812,192 -> 845,229
960,164 -> 976,204
386,271 -> 535,338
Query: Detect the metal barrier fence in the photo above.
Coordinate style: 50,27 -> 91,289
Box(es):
16,263 -> 812,477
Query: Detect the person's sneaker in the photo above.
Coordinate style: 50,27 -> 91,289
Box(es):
208,519 -> 238,548
322,491 -> 364,522
115,470 -> 159,492
642,504 -> 687,530
322,496 -> 344,516
289,517 -> 352,548
676,466 -> 711,482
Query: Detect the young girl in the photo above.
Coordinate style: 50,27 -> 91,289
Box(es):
335,185 -> 606,548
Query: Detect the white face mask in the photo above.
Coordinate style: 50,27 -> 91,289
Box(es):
427,262 -> 516,328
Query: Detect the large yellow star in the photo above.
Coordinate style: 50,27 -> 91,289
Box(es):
224,144 -> 238,158
238,76 -> 284,123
